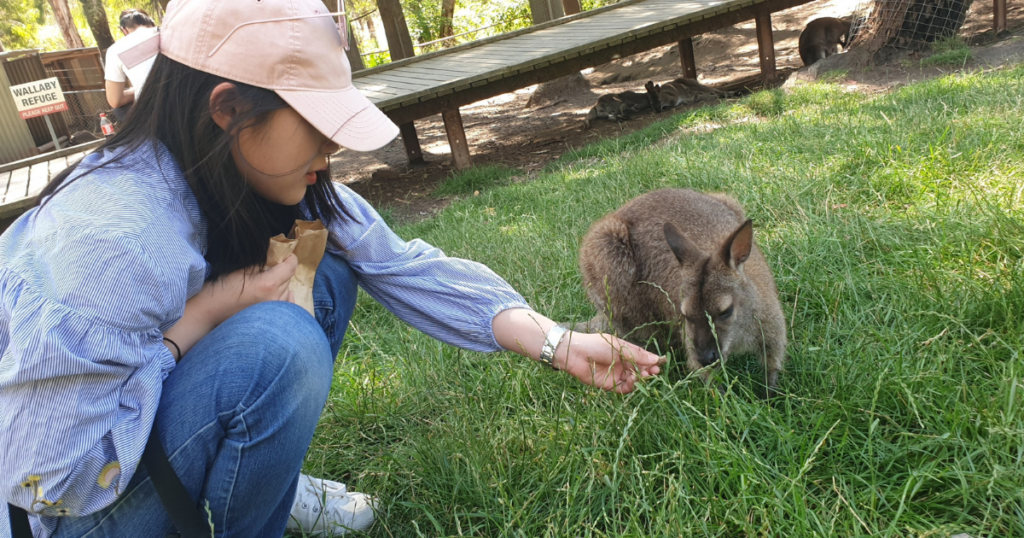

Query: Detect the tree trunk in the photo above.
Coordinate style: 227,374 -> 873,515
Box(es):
439,0 -> 456,47
377,0 -> 415,61
855,0 -> 972,54
562,0 -> 582,16
81,0 -> 115,55
317,1 -> 365,71
529,0 -> 564,24
47,0 -> 85,49
345,18 -> 365,71
526,0 -> 591,108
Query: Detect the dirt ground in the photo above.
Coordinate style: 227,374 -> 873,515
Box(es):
332,0 -> 1024,223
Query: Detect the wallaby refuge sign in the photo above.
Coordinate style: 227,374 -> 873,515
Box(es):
10,77 -> 67,120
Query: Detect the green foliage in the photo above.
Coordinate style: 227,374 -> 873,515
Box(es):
0,0 -> 48,50
306,66 -> 1024,537
0,0 -> 165,52
363,50 -> 391,68
400,0 -> 444,45
399,0 -> 531,52
581,0 -> 621,10
921,36 -> 973,67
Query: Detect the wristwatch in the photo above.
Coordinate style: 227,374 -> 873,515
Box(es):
539,325 -> 569,370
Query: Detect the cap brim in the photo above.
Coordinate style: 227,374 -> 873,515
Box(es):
277,86 -> 399,152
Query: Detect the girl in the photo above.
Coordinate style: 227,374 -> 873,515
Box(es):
0,0 -> 662,536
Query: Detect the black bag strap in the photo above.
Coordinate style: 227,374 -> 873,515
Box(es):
141,425 -> 211,538
6,426 -> 210,538
8,503 -> 32,538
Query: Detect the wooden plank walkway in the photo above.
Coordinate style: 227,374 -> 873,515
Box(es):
353,0 -> 813,169
0,142 -> 99,221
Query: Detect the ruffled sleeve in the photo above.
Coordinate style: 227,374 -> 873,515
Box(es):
0,227 -> 182,520
320,184 -> 531,352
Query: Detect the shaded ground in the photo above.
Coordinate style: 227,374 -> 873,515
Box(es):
331,0 -> 1024,222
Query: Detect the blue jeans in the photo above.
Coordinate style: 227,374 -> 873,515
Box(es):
51,254 -> 358,538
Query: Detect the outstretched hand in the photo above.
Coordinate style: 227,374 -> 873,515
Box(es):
559,331 -> 663,393
491,308 -> 663,394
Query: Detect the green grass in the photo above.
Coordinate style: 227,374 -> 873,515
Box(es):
921,37 -> 973,67
433,164 -> 521,197
304,66 -> 1024,537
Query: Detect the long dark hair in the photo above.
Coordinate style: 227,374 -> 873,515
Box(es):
119,9 -> 155,30
37,54 -> 351,280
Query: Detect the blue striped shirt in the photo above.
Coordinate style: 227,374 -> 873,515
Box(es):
0,142 -> 529,537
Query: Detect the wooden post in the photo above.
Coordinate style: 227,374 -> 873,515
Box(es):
441,107 -> 471,170
562,0 -> 582,16
754,8 -> 776,84
399,122 -> 424,164
377,0 -> 420,164
678,37 -> 697,79
994,0 -> 1007,34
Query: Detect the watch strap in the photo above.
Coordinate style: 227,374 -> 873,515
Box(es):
539,325 -> 568,370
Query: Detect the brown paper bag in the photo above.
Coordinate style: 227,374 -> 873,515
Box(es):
266,219 -> 329,316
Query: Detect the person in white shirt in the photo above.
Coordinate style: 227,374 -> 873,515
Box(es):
104,9 -> 158,116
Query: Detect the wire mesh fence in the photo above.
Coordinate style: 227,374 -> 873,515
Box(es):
62,90 -> 108,137
851,0 -> 975,51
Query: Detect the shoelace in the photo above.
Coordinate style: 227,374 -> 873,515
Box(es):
297,478 -> 357,527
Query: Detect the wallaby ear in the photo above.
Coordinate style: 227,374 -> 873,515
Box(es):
664,222 -> 699,265
721,219 -> 753,269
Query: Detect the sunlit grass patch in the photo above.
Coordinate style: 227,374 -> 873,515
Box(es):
305,66 -> 1024,538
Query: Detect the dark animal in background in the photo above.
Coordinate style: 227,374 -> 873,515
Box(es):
583,89 -> 654,129
576,189 -> 788,391
69,130 -> 101,146
645,78 -> 733,111
799,17 -> 852,66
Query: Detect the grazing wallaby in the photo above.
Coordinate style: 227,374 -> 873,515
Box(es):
576,189 -> 787,390
644,78 -> 729,111
799,17 -> 852,66
583,89 -> 654,129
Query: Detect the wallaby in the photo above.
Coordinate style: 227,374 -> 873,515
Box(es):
583,89 -> 654,129
576,189 -> 787,390
69,130 -> 100,146
799,17 -> 852,66
644,78 -> 728,111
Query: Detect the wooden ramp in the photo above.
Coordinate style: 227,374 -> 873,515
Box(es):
353,0 -> 811,169
0,141 -> 101,223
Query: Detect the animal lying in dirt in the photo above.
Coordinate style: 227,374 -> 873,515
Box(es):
583,89 -> 654,129
799,17 -> 852,66
575,188 -> 788,392
644,78 -> 732,111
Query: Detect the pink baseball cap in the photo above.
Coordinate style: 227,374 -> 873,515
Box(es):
134,0 -> 398,151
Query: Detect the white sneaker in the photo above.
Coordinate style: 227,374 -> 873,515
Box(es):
286,473 -> 376,535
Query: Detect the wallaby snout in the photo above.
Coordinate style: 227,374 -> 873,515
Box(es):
697,348 -> 721,367
578,189 -> 788,393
